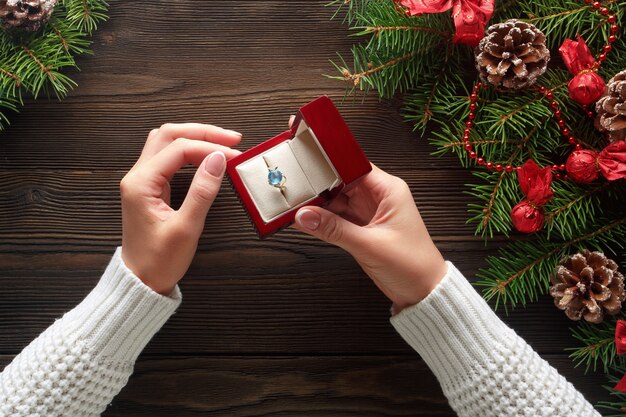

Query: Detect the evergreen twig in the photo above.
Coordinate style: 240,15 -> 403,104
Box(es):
0,0 -> 108,130
569,314 -> 623,373
476,216 -> 626,309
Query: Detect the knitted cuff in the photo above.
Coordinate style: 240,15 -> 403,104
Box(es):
63,247 -> 182,363
390,261 -> 514,385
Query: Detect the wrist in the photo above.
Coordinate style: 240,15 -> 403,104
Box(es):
390,257 -> 448,314
143,281 -> 177,296
121,247 -> 176,296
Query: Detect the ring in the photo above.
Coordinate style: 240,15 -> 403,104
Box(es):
267,167 -> 286,191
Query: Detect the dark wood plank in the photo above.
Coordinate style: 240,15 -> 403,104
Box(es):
0,354 -> 608,417
0,247 -> 586,354
0,168 -> 484,252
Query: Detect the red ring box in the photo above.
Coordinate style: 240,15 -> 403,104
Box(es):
226,96 -> 371,238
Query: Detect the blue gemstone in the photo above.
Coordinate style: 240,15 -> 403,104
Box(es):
268,168 -> 283,186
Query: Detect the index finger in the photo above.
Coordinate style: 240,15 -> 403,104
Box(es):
138,123 -> 242,164
141,138 -> 241,185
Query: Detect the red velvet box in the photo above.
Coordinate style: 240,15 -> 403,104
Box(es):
226,96 -> 371,238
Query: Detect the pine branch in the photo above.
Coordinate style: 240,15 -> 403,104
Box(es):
443,118 -> 546,238
351,1 -> 451,51
569,314 -> 623,373
403,62 -> 470,133
544,181 -> 616,240
326,0 -> 369,24
0,0 -> 108,130
441,139 -> 519,148
328,0 -> 453,98
596,363 -> 626,415
0,90 -> 19,126
463,124 -> 536,239
497,0 -> 626,50
48,15 -> 91,55
475,215 -> 626,309
359,24 -> 448,36
464,170 -> 518,238
331,48 -> 418,94
400,42 -> 470,132
525,4 -> 602,48
0,64 -> 21,97
17,39 -> 77,98
479,71 -> 568,147
63,0 -> 108,34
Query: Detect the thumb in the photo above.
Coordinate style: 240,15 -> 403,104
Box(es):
294,207 -> 365,253
177,151 -> 226,226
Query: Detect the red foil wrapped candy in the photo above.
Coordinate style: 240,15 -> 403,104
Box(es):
511,160 -> 554,233
566,141 -> 626,183
565,149 -> 601,183
559,36 -> 607,106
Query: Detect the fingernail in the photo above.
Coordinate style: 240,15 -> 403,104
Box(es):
223,128 -> 242,138
296,209 -> 321,231
205,151 -> 226,177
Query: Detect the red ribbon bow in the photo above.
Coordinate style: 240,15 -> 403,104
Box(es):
613,320 -> 626,392
511,160 -> 554,233
566,141 -> 626,183
559,36 -> 607,105
400,0 -> 494,46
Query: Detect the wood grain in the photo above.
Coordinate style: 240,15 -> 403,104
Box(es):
0,169 -> 483,250
0,251 -> 592,354
0,0 -> 609,414
0,355 -> 608,417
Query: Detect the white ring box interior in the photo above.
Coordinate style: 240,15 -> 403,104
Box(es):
235,120 -> 342,223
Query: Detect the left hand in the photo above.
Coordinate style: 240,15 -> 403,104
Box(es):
120,123 -> 242,295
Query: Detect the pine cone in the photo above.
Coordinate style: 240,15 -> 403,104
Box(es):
596,69 -> 626,143
475,19 -> 550,91
0,0 -> 57,32
550,250 -> 625,324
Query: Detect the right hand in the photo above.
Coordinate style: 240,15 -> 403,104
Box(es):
293,164 -> 447,313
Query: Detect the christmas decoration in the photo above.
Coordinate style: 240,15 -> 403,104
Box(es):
0,0 -> 57,32
475,19 -> 549,91
613,320 -> 626,392
459,81 -> 580,179
330,0 -> 626,408
0,0 -> 108,131
559,36 -> 607,106
616,320 -> 626,355
596,69 -> 626,142
399,0 -> 494,46
550,250 -> 625,323
511,160 -> 553,233
566,140 -> 626,183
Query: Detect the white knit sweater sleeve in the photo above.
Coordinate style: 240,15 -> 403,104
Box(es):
0,247 -> 181,417
390,261 -> 600,417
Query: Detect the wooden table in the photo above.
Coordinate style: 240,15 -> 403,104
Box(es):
0,1 -> 608,415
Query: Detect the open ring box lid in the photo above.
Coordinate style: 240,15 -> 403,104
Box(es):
226,96 -> 371,238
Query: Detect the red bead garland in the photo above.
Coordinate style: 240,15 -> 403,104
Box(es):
461,82 -> 570,179
460,0 -> 619,180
